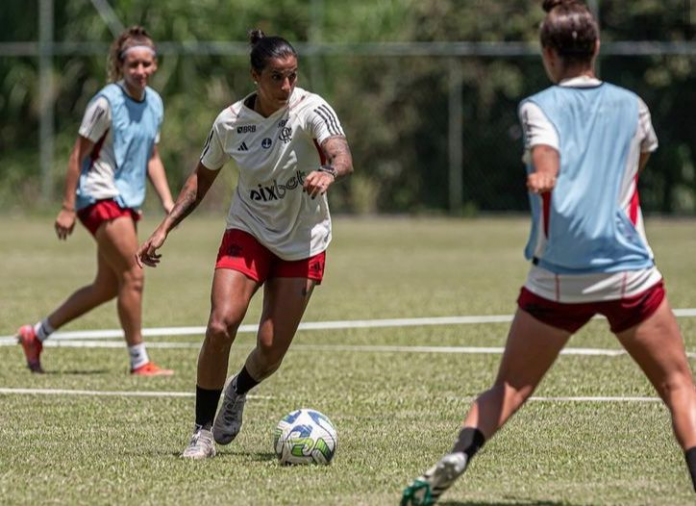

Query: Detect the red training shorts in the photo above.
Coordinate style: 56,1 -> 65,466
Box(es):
517,280 -> 665,334
215,228 -> 326,284
77,199 -> 141,236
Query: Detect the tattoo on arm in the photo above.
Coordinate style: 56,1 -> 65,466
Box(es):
165,163 -> 219,231
167,181 -> 199,230
322,136 -> 354,180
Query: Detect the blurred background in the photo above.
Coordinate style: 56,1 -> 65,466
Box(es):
1,0 -> 695,216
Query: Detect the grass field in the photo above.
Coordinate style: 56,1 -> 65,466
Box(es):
1,215 -> 695,505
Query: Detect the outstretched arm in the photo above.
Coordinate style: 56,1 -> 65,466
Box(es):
136,161 -> 220,267
303,136 -> 354,198
527,145 -> 559,194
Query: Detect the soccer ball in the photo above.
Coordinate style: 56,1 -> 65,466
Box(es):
273,409 -> 337,465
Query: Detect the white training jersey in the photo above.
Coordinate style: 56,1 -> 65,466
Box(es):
200,86 -> 345,261
77,82 -> 160,202
519,75 -> 661,302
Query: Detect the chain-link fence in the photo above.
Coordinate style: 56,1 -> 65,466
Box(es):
1,0 -> 695,215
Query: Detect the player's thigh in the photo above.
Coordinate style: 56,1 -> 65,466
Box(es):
258,277 -> 316,349
495,308 -> 572,389
615,298 -> 694,392
209,268 -> 260,328
95,216 -> 139,275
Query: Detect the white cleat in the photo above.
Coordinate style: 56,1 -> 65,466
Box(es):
181,426 -> 216,460
212,375 -> 247,445
401,452 -> 468,505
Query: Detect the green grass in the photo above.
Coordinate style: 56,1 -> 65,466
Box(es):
1,216 -> 695,505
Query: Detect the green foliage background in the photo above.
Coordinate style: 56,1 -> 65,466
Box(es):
1,0 -> 694,214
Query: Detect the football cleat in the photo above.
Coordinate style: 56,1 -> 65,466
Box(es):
130,361 -> 174,376
181,425 -> 216,459
17,325 -> 44,374
401,452 -> 468,506
212,375 -> 247,445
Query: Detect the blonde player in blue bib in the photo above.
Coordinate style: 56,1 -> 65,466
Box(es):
402,1 -> 696,503
17,26 -> 174,376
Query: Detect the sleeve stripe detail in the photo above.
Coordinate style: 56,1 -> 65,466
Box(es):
314,105 -> 342,137
200,128 -> 215,161
319,104 -> 342,135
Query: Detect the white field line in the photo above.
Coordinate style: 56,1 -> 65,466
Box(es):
0,387 -> 273,400
452,395 -> 662,403
0,339 -> 694,359
2,307 -> 696,343
528,396 -> 661,402
0,387 -> 660,403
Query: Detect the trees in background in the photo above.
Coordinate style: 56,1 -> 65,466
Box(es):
0,0 -> 694,214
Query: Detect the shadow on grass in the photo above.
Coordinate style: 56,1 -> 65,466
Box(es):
158,450 -> 277,460
214,450 -> 277,462
42,369 -> 110,375
439,500 -> 579,506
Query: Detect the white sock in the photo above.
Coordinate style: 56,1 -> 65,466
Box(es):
128,343 -> 150,370
34,318 -> 55,342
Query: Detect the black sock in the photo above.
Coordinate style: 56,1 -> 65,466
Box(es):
235,365 -> 260,395
686,447 -> 696,492
195,385 -> 222,430
451,427 -> 486,460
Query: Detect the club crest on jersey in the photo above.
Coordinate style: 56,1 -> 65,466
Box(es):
262,138 -> 272,149
279,126 -> 293,143
249,171 -> 306,202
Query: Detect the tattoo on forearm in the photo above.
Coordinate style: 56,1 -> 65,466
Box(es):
168,193 -> 197,229
167,179 -> 203,230
322,137 -> 353,180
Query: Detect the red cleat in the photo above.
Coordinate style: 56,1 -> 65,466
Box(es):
17,325 -> 44,374
131,361 -> 174,376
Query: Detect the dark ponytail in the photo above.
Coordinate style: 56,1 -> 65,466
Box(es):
248,29 -> 297,72
542,0 -> 576,12
540,0 -> 598,65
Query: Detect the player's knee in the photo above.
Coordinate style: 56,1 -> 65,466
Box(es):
206,320 -> 230,342
206,318 -> 238,348
122,267 -> 144,292
658,372 -> 696,405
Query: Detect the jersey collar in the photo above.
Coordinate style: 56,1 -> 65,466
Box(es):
558,75 -> 603,88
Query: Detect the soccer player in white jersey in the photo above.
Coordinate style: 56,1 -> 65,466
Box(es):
137,29 -> 354,459
402,1 -> 696,503
16,26 -> 174,376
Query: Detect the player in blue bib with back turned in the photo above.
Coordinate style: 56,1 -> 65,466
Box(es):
402,1 -> 696,503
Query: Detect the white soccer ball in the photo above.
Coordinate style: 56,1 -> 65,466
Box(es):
273,408 -> 337,465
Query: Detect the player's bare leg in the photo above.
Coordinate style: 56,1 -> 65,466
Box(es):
213,277 -> 315,445
615,298 -> 696,489
95,217 -> 172,375
184,268 -> 258,457
402,309 -> 571,505
18,227 -> 118,373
